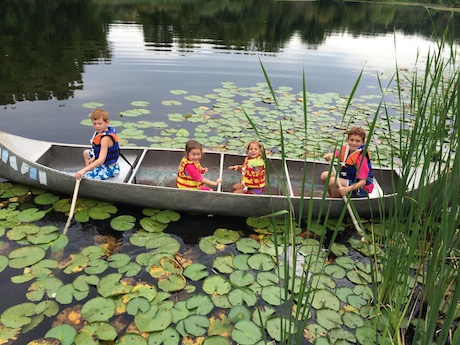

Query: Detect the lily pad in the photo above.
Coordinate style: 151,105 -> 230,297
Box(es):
81,297 -> 116,322
231,320 -> 262,345
8,246 -> 46,269
45,324 -> 77,345
110,215 -> 136,231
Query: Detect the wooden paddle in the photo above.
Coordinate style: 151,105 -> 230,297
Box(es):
331,166 -> 364,236
63,178 -> 81,235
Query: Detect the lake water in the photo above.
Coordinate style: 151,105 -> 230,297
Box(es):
1,0 -> 458,149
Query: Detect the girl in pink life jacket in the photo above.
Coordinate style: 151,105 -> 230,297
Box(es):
320,127 -> 374,198
228,141 -> 266,194
176,139 -> 222,191
75,109 -> 120,181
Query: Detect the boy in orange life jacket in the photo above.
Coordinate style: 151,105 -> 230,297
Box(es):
75,109 -> 120,181
228,140 -> 266,194
177,140 -> 222,191
320,127 -> 374,198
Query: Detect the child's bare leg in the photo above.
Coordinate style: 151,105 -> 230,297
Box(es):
232,182 -> 245,194
83,149 -> 91,166
321,170 -> 338,197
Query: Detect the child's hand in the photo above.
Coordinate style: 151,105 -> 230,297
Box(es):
324,153 -> 333,161
228,165 -> 239,171
216,178 -> 222,184
203,167 -> 208,174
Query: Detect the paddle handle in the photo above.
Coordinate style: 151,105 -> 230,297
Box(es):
332,167 -> 363,235
63,179 -> 81,235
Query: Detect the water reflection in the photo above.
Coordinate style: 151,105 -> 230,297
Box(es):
0,0 -> 458,106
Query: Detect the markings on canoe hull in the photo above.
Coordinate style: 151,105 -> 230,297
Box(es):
0,147 -> 47,186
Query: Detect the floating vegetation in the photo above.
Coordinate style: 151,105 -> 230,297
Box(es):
2,180 -> 456,345
80,74 -> 418,166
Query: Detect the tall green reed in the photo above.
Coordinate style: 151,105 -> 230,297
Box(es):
249,20 -> 459,345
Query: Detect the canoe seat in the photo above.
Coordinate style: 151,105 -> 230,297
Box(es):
109,153 -> 138,183
368,178 -> 383,199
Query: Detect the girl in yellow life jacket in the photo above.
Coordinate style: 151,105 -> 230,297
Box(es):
176,140 -> 222,191
228,141 -> 266,194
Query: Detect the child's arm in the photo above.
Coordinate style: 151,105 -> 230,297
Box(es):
339,179 -> 366,196
185,164 -> 222,187
201,177 -> 222,187
75,136 -> 112,180
228,165 -> 242,171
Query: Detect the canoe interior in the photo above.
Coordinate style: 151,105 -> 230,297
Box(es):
35,144 -> 401,197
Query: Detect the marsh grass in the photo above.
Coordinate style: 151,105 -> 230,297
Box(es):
253,21 -> 459,345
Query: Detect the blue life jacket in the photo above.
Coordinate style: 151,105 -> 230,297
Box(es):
91,127 -> 119,165
339,145 -> 373,186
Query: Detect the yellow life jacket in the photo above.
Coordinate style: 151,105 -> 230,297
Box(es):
176,157 -> 206,189
241,156 -> 266,189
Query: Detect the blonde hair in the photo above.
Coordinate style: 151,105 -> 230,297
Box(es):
90,108 -> 109,122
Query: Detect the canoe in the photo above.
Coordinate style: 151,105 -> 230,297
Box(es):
0,131 -> 424,219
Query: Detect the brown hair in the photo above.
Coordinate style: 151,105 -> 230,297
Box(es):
90,108 -> 109,122
247,140 -> 264,154
347,127 -> 366,141
185,139 -> 203,153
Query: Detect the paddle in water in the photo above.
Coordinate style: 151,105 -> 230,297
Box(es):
63,178 -> 81,235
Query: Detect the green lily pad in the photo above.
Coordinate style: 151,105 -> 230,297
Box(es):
7,224 -> 40,241
131,101 -> 150,107
183,263 -> 209,281
135,305 -> 173,332
186,294 -> 214,315
214,228 -> 240,244
126,296 -> 151,316
236,238 -> 261,254
108,253 -> 131,268
110,215 -> 136,231
33,192 -> 60,205
158,273 -> 186,292
310,289 -> 340,310
231,320 -> 262,345
8,246 -> 46,269
203,336 -> 231,345
213,255 -> 234,274
266,317 -> 297,342
85,259 -> 109,275
230,270 -> 255,287
27,225 -> 60,245
83,102 -> 104,108
55,283 -> 88,304
261,285 -> 287,306
45,324 -> 77,345
81,297 -> 116,322
147,327 -> 181,345
247,253 -> 276,271
316,308 -> 343,330
202,275 -> 232,295
228,288 -> 257,307
62,253 -> 89,274
228,305 -> 251,323
16,208 -> 46,222
182,315 -> 210,336
97,273 -> 133,297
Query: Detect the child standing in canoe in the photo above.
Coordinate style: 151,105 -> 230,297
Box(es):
321,126 -> 374,197
177,140 -> 222,191
228,140 -> 266,194
75,108 -> 120,180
